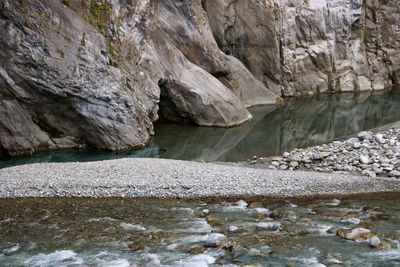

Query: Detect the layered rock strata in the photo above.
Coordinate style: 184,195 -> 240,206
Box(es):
0,0 -> 399,157
204,0 -> 400,96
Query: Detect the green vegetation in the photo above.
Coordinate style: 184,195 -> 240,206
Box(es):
61,0 -> 71,7
273,8 -> 280,14
58,50 -> 65,58
82,1 -> 111,36
81,32 -> 86,46
63,34 -> 72,43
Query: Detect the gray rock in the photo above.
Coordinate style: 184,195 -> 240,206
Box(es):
346,228 -> 373,241
362,170 -> 377,178
2,0 -> 400,157
289,155 -> 302,162
375,134 -> 386,144
346,138 -> 359,144
360,155 -> 370,165
312,153 -> 323,160
279,165 -> 289,170
204,233 -> 227,247
389,170 -> 400,178
353,142 -> 362,149
227,225 -> 239,232
257,222 -> 281,231
372,165 -> 384,174
219,54 -> 280,107
358,131 -> 372,141
369,236 -> 381,248
289,161 -> 299,168
271,161 -> 280,167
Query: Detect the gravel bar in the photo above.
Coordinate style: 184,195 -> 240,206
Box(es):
1,158 -> 400,199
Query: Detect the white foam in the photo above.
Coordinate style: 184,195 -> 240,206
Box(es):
176,220 -> 212,233
100,258 -> 130,267
340,218 -> 361,224
177,235 -> 208,244
325,199 -> 341,206
141,253 -> 161,265
170,207 -> 194,215
222,200 -> 248,211
3,244 -> 19,254
360,248 -> 400,261
253,208 -> 269,214
286,256 -> 326,267
39,213 -> 51,221
172,254 -> 216,267
120,222 -> 146,231
87,217 -> 118,222
0,218 -> 15,224
24,250 -> 78,266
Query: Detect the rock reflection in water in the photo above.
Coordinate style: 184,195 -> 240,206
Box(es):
1,87 -> 400,167
155,87 -> 400,161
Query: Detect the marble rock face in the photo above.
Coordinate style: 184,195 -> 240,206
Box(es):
0,0 -> 399,157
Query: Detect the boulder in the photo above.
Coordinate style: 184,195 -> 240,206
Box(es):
345,228 -> 374,241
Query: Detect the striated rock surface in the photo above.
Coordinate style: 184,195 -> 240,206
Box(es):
204,0 -> 400,96
0,0 -> 399,157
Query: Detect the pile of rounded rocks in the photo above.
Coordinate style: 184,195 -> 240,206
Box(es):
265,128 -> 400,178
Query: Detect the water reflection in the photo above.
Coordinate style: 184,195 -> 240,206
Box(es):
1,87 -> 400,167
154,87 -> 400,161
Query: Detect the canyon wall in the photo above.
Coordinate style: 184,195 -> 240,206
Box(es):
0,0 -> 399,157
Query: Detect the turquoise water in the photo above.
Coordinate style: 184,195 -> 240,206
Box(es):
0,194 -> 399,266
2,87 -> 400,167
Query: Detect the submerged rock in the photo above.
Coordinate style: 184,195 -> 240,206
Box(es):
345,228 -> 374,241
257,222 -> 281,231
369,236 -> 381,248
227,225 -> 239,232
270,209 -> 283,219
204,233 -> 227,247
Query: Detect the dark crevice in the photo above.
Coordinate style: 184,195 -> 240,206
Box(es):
0,144 -> 9,159
157,78 -> 195,125
212,70 -> 229,79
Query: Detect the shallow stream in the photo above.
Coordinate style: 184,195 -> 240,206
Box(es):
0,194 -> 399,266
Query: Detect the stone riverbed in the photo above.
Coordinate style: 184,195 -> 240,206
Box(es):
245,126 -> 400,179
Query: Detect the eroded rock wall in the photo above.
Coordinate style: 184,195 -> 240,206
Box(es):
0,0 -> 399,157
204,0 -> 400,96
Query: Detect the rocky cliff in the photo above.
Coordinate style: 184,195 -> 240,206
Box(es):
0,0 -> 399,157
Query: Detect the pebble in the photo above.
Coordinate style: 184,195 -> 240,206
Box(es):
389,170 -> 400,177
227,225 -> 239,232
279,165 -> 288,170
376,134 -> 386,144
271,161 -> 280,167
263,128 -> 400,179
289,161 -> 299,168
358,131 -> 372,140
360,155 -> 369,164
